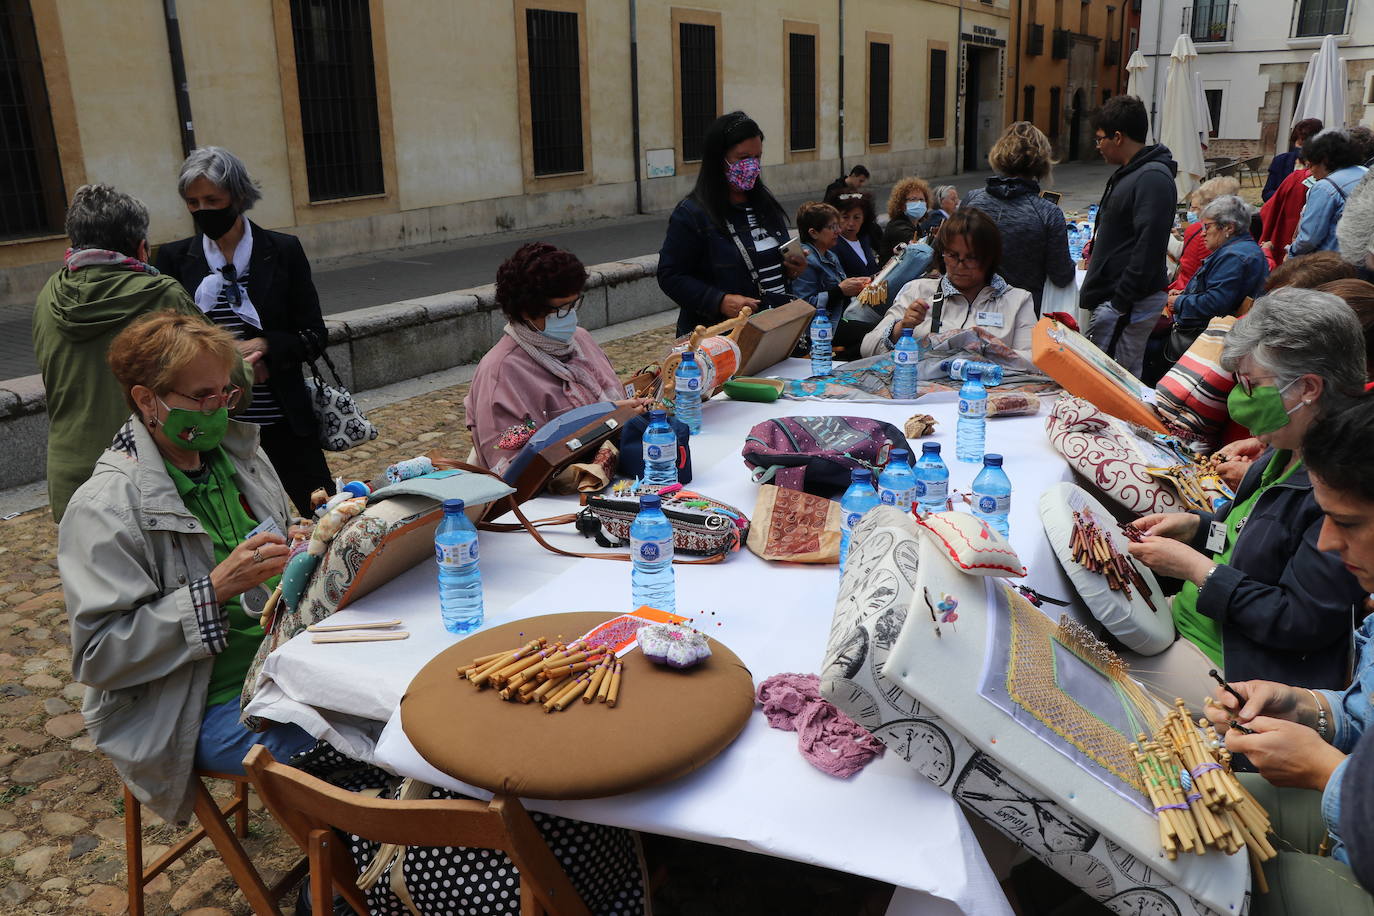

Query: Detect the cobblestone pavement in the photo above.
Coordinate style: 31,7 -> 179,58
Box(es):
0,323 -> 893,915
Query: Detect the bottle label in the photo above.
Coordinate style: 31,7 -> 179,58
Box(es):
677,375 -> 701,392
959,398 -> 987,418
892,350 -> 913,366
924,478 -> 949,501
879,487 -> 915,510
914,480 -> 926,498
842,510 -> 863,533
813,327 -> 831,341
644,442 -> 664,461
436,540 -> 479,568
975,493 -> 1011,515
632,536 -> 674,563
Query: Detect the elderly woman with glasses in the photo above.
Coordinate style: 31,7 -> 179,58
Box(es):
465,243 -> 650,473
1126,288 -> 1368,698
156,147 -> 331,515
59,312 -> 316,827
792,202 -> 870,322
860,207 -> 1036,360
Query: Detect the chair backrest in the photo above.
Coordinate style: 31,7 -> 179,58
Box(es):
244,746 -> 591,916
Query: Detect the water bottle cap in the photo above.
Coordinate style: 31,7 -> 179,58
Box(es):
649,408 -> 667,421
640,493 -> 662,509
922,442 -> 941,454
340,480 -> 371,498
851,468 -> 872,481
984,454 -> 1003,467
899,328 -> 914,338
443,498 -> 466,513
967,368 -> 983,380
680,351 -> 697,363
888,448 -> 909,463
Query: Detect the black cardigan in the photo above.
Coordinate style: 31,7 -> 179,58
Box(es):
156,223 -> 327,438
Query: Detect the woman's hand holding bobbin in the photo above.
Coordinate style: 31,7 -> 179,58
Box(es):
211,531 -> 288,605
890,298 -> 930,341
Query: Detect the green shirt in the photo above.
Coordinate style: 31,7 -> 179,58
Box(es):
165,448 -> 280,708
1171,450 -> 1301,667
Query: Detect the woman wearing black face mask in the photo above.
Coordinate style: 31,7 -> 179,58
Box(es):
156,146 -> 333,515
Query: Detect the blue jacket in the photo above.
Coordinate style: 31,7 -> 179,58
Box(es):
657,196 -> 793,335
833,234 -> 878,277
1188,451 -> 1363,688
792,242 -> 848,322
1319,613 -> 1374,867
1290,166 -> 1369,256
1262,149 -> 1300,202
1173,233 -> 1269,328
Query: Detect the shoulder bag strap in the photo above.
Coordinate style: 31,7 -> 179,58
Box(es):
929,284 -> 947,334
724,218 -> 767,300
1325,176 -> 1350,201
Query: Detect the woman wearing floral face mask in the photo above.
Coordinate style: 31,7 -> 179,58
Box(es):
657,111 -> 808,335
1124,288 -> 1368,700
58,311 -> 317,828
466,243 -> 650,472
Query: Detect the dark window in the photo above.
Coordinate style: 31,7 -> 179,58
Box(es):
1294,0 -> 1346,37
788,32 -> 817,151
525,8 -> 585,175
1204,88 -> 1222,137
1052,27 -> 1069,59
1188,1 -> 1232,41
1027,23 -> 1045,55
1105,38 -> 1121,65
1102,89 -> 1111,106
678,22 -> 716,162
1024,85 -> 1035,122
1049,86 -> 1062,140
928,48 -> 947,140
0,0 -> 65,240
289,0 -> 385,202
868,41 -> 890,146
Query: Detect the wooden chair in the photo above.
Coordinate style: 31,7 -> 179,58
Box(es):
244,746 -> 591,916
125,770 -> 306,916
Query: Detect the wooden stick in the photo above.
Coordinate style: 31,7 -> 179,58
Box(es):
583,659 -> 612,703
595,660 -> 614,703
471,639 -> 546,687
544,675 -> 589,712
307,618 -> 403,633
531,675 -> 566,703
606,662 -> 623,707
554,677 -> 595,711
311,632 -> 410,644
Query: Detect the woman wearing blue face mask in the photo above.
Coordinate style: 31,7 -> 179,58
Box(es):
58,311 -> 317,828
1124,288 -> 1369,699
465,243 -> 649,472
961,122 -> 1074,316
878,177 -> 934,264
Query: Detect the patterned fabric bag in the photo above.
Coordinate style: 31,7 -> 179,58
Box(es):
1153,315 -> 1238,447
305,348 -> 379,451
583,489 -> 747,556
741,416 -> 911,498
746,484 -> 842,563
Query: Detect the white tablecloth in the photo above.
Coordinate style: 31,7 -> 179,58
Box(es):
248,361 -> 1079,915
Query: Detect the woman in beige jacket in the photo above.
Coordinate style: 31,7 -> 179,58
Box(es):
59,313 -> 314,824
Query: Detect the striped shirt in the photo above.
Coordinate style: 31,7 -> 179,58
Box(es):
204,276 -> 283,425
742,205 -> 789,299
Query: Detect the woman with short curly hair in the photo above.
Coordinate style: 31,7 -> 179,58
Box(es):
464,243 -> 650,472
878,176 -> 933,263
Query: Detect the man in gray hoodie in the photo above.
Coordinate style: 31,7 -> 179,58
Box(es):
1080,96 -> 1179,378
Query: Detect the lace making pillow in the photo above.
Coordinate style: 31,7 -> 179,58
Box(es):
915,510 -> 1026,577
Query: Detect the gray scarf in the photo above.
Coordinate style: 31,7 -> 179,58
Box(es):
503,322 -> 616,408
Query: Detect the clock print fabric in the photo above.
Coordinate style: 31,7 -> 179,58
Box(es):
822,506 -> 1251,916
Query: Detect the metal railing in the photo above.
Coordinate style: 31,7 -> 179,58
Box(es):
1182,2 -> 1236,42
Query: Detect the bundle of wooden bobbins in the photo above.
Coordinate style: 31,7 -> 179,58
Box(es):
459,637 -> 624,713
1069,510 -> 1158,612
1131,701 -> 1277,886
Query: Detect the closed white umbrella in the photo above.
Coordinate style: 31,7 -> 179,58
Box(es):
1292,34 -> 1347,128
1126,50 -> 1148,99
1161,35 -> 1205,202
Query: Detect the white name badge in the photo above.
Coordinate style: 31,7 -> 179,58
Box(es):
975,310 -> 1005,328
1205,520 -> 1227,554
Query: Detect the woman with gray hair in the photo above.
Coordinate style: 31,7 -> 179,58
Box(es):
156,146 -> 333,515
1147,195 -> 1270,383
1125,287 -> 1368,697
920,184 -> 959,236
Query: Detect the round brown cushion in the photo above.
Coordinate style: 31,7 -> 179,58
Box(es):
401,612 -> 755,799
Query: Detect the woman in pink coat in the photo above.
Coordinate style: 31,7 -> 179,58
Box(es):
465,243 -> 649,472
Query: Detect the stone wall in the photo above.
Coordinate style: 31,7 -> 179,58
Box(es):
0,255 -> 668,493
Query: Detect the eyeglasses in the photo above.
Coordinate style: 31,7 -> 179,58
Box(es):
166,386 -> 243,415
221,264 -> 242,308
1094,133 -> 1116,147
942,250 -> 981,268
551,294 -> 584,319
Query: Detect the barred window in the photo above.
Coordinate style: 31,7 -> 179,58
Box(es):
788,32 -> 817,152
1294,0 -> 1347,37
0,0 -> 65,240
679,22 -> 716,162
289,0 -> 385,202
928,48 -> 947,141
526,8 -> 585,175
1023,85 -> 1036,123
868,41 -> 891,146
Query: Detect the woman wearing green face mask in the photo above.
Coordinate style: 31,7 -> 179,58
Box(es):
1123,288 -> 1369,701
56,312 -> 317,827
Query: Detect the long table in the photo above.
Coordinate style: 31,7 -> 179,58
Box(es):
247,363 -> 1082,915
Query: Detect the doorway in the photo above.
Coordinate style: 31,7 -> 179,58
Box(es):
962,46 -> 1001,172
963,48 -> 983,171
1069,89 -> 1084,160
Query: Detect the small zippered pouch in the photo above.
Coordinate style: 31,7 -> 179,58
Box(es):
582,488 -> 750,557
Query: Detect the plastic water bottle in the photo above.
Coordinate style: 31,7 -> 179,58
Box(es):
1087,204 -> 1098,226
940,358 -> 1004,386
630,493 -> 676,613
435,499 -> 483,633
674,352 -> 703,435
877,448 -> 918,513
892,328 -> 920,399
839,468 -> 881,571
914,442 -> 950,514
972,454 -> 1012,538
957,368 -> 988,463
1067,223 -> 1084,263
641,409 -> 678,488
810,311 -> 833,377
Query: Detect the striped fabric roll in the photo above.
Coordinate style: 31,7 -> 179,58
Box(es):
1154,316 -> 1239,447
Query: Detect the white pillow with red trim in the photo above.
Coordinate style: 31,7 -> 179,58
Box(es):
915,510 -> 1026,577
